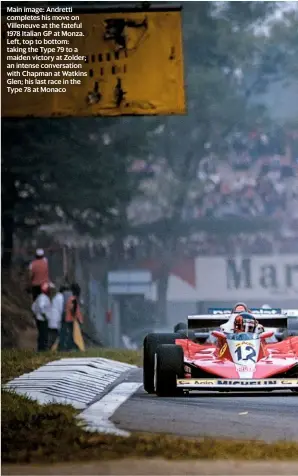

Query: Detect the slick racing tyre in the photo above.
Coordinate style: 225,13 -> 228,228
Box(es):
143,333 -> 177,394
155,344 -> 184,397
174,322 -> 187,332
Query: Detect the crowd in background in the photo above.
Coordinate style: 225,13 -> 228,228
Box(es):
192,130 -> 298,221
85,230 -> 298,260
126,128 -> 298,256
13,129 -> 298,264
89,127 -> 298,256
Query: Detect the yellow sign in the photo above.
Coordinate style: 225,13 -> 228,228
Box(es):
73,319 -> 85,351
2,9 -> 185,117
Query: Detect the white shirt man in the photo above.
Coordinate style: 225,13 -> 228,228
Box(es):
32,282 -> 51,351
49,290 -> 63,331
47,286 -> 64,349
32,287 -> 51,322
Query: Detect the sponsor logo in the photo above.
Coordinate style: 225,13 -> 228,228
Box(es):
209,308 -> 282,315
283,309 -> 298,316
219,343 -> 227,357
226,258 -> 298,294
177,379 -> 216,385
237,366 -> 254,372
217,379 -> 298,386
177,379 -> 298,386
235,342 -> 252,347
184,365 -> 191,373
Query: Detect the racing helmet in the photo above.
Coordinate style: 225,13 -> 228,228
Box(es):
234,312 -> 257,333
232,302 -> 249,313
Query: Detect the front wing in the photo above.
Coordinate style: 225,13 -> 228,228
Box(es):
177,378 -> 298,391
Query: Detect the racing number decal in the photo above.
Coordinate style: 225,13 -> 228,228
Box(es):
219,343 -> 227,357
235,345 -> 256,363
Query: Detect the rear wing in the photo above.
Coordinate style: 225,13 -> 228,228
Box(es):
188,314 -> 230,331
282,309 -> 298,317
208,308 -> 282,315
188,313 -> 288,331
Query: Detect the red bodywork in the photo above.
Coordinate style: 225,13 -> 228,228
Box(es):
175,335 -> 298,379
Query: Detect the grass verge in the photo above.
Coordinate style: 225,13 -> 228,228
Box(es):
2,390 -> 298,464
2,349 -> 298,464
2,348 -> 142,383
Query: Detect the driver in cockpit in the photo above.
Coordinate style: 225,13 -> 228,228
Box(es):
220,302 -> 250,333
234,313 -> 257,333
234,312 -> 265,335
221,303 -> 265,334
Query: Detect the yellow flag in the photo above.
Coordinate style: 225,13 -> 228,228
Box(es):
73,320 -> 85,351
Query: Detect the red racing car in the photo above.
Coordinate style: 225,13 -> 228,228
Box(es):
143,309 -> 298,396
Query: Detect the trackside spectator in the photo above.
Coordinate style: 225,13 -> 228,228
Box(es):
32,281 -> 51,352
64,283 -> 84,351
57,283 -> 73,351
28,248 -> 50,301
48,283 -> 64,350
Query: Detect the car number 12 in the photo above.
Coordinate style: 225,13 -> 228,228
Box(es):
235,345 -> 256,363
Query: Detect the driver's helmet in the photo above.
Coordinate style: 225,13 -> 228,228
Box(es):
234,312 -> 257,333
232,302 -> 249,313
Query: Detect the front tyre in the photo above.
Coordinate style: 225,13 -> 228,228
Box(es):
155,344 -> 184,397
143,333 -> 177,394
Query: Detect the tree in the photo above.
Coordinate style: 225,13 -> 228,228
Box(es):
1,116 -> 151,268
124,2 -> 297,324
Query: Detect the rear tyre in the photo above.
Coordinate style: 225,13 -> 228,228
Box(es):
174,322 -> 187,333
155,344 -> 184,397
143,333 -> 177,394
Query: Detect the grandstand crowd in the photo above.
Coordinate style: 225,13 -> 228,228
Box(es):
14,128 -> 298,262
124,128 -> 298,257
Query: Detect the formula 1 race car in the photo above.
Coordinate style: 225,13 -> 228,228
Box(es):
143,308 -> 298,396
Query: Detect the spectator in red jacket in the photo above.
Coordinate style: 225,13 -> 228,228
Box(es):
28,249 -> 50,301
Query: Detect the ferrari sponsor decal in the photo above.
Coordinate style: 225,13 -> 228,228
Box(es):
177,379 -> 298,386
219,343 -> 227,357
217,379 -> 298,386
235,342 -> 251,347
177,379 -> 216,385
218,380 -> 276,386
236,366 -> 254,372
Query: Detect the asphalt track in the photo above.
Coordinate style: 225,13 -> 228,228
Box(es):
111,368 -> 298,442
